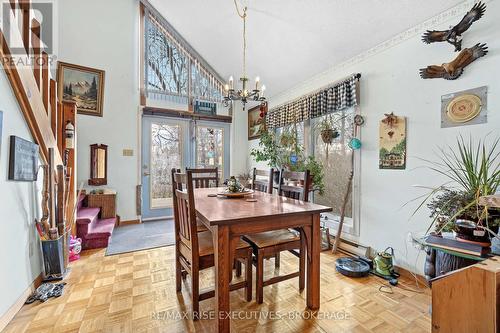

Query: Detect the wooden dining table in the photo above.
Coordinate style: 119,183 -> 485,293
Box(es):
194,187 -> 332,332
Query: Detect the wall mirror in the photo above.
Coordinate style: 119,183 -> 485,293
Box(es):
89,144 -> 108,185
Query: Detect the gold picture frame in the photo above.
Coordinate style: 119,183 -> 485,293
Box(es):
248,104 -> 266,140
57,62 -> 105,117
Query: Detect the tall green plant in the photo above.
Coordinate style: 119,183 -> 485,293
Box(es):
412,135 -> 500,234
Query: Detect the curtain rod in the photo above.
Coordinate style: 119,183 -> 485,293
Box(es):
270,73 -> 361,111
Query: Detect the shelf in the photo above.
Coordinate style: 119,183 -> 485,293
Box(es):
143,107 -> 232,123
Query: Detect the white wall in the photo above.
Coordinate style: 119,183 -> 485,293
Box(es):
58,0 -> 141,221
252,0 -> 500,273
0,70 -> 43,318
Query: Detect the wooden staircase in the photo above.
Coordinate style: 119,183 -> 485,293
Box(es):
0,0 -> 77,231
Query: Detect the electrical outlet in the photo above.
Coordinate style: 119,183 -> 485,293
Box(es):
123,149 -> 134,156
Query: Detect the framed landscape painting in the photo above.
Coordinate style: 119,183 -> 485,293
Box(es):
248,104 -> 266,140
57,62 -> 105,117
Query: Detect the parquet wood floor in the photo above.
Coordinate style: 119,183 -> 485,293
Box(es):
4,246 -> 431,333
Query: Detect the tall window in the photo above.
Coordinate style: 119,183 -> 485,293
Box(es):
144,9 -> 224,104
312,109 -> 355,220
150,122 -> 182,208
196,126 -> 225,180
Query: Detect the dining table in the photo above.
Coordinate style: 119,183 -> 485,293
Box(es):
193,187 -> 332,332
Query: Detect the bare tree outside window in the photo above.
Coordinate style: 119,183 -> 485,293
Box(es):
150,123 -> 182,208
196,126 -> 224,181
313,109 -> 355,219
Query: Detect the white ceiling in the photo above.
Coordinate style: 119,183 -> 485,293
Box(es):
149,0 -> 464,97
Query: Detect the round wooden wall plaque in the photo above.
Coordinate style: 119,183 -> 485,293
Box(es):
446,94 -> 482,123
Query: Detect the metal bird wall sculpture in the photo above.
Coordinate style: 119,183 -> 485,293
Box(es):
422,2 -> 486,51
419,43 -> 488,80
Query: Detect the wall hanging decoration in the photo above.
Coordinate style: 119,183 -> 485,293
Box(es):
441,86 -> 487,128
379,113 -> 406,170
422,2 -> 486,52
57,62 -> 105,117
420,43 -> 488,80
248,103 -> 267,140
8,135 -> 39,181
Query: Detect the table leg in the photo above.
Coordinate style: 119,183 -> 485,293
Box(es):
213,225 -> 231,333
307,214 -> 321,310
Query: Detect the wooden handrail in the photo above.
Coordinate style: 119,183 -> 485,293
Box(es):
0,8 -> 61,165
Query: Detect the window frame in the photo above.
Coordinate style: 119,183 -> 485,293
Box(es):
141,4 -> 226,107
279,106 -> 361,238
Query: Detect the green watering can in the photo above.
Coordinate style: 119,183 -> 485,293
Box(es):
374,247 -> 395,277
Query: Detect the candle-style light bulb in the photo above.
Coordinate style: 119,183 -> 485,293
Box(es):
229,76 -> 234,89
224,84 -> 229,91
255,76 -> 260,90
261,85 -> 266,97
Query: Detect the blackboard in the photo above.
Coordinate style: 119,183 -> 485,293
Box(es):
9,136 -> 39,181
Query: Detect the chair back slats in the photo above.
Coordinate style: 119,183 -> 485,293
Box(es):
171,169 -> 198,253
252,168 -> 274,194
278,169 -> 311,202
186,167 -> 219,188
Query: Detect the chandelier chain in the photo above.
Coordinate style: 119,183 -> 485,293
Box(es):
233,0 -> 247,79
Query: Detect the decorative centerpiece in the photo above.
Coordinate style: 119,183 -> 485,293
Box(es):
219,176 -> 254,198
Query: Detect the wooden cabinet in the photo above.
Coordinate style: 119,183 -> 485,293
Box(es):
431,257 -> 500,332
87,194 -> 116,219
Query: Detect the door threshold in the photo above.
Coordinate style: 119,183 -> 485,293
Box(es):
142,216 -> 173,222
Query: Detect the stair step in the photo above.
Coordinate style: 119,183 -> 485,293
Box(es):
76,207 -> 100,225
87,218 -> 116,239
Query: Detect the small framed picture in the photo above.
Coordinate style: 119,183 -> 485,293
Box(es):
57,62 -> 105,117
248,104 -> 266,140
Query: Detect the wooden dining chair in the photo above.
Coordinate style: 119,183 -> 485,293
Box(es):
243,169 -> 310,304
186,167 -> 219,188
171,169 -> 253,319
251,168 -> 274,194
185,167 -> 219,232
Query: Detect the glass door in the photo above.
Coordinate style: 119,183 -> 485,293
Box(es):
141,117 -> 230,220
194,121 -> 230,182
142,116 -> 190,219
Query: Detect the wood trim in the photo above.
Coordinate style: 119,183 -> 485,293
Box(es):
0,29 -> 62,165
19,0 -> 30,53
30,18 -> 40,88
0,273 -> 42,332
41,52 -> 49,113
120,219 -> 141,226
139,2 -> 146,106
143,107 -> 232,123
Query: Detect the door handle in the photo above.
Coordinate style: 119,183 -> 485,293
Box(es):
143,172 -> 150,176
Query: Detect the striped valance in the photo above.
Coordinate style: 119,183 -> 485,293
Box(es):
266,74 -> 360,129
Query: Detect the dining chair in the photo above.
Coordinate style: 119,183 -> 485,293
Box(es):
185,167 -> 219,232
186,167 -> 219,188
243,169 -> 310,304
251,167 -> 274,194
171,169 -> 253,319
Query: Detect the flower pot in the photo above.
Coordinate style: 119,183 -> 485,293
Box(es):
320,129 -> 339,144
455,219 -> 490,246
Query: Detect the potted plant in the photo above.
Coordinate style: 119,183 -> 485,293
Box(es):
415,136 -> 499,242
412,136 -> 499,281
314,115 -> 339,144
251,125 -> 325,193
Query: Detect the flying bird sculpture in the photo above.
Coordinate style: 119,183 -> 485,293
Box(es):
419,43 -> 488,80
422,2 -> 486,51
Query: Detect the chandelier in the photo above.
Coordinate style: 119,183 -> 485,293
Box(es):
223,0 -> 266,110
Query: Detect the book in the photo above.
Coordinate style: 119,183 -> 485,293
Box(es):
425,234 -> 490,257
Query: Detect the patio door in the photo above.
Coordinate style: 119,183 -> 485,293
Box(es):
141,116 -> 230,220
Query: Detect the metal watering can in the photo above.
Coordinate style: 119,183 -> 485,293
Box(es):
374,247 -> 395,277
